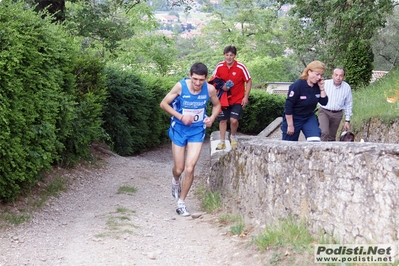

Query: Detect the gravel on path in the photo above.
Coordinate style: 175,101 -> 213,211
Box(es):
0,140 -> 265,266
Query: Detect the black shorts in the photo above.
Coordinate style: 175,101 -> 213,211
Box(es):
217,104 -> 243,121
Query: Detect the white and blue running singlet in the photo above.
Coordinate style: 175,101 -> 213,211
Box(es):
170,78 -> 209,128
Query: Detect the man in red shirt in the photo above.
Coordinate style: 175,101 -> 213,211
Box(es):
212,45 -> 252,149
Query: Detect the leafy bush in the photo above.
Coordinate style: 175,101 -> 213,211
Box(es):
0,1 -> 80,201
140,74 -> 175,146
240,89 -> 285,135
206,89 -> 285,135
58,55 -> 108,166
344,40 -> 374,90
102,66 -> 173,156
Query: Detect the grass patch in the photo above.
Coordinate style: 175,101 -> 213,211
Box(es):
201,190 -> 221,213
230,219 -> 245,235
194,182 -> 221,213
116,207 -> 134,213
32,176 -> 67,208
250,217 -> 319,265
352,67 -> 399,130
117,185 -> 137,195
194,182 -> 206,198
252,216 -> 314,252
96,207 -> 137,239
106,216 -> 135,230
218,214 -> 249,236
0,211 -> 30,228
219,214 -> 241,229
196,184 -> 248,235
219,213 -> 238,225
0,175 -> 68,228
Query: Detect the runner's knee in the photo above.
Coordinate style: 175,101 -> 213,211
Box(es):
173,166 -> 184,176
184,164 -> 196,175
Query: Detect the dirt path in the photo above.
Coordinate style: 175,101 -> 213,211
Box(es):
0,140 -> 265,266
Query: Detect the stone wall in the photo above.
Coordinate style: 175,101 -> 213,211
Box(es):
355,117 -> 399,144
209,136 -> 399,246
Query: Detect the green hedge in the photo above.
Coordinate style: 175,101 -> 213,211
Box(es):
240,89 -> 285,134
207,89 -> 285,135
0,1 -> 72,201
0,1 -> 107,201
58,55 -> 108,166
102,66 -> 173,156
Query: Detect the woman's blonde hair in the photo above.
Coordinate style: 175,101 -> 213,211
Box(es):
300,60 -> 326,80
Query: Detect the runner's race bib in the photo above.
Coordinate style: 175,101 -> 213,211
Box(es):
182,108 -> 204,123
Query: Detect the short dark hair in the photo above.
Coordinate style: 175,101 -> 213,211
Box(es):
223,45 -> 237,55
339,131 -> 354,142
190,62 -> 208,77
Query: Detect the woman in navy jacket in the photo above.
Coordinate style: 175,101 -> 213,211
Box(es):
281,60 -> 328,141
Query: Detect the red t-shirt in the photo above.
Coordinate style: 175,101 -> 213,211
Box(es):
212,60 -> 251,105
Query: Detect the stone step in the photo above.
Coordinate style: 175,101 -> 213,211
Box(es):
210,131 -> 231,166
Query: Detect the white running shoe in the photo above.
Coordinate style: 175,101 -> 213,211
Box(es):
176,202 -> 190,217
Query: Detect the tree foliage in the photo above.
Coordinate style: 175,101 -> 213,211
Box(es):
117,33 -> 181,76
34,0 -> 66,22
180,0 -> 300,84
202,0 -> 283,56
282,0 -> 394,89
65,0 -> 136,58
372,6 -> 399,70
